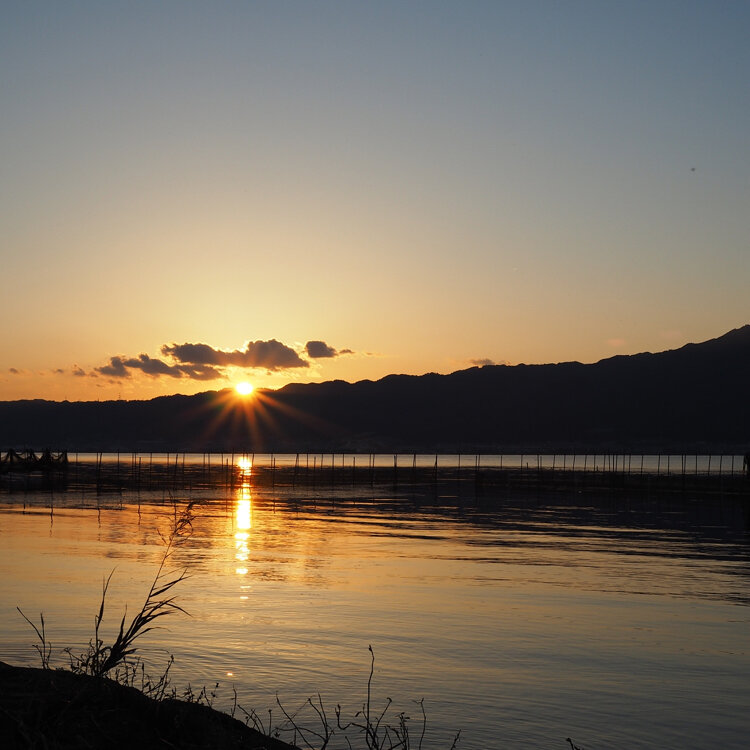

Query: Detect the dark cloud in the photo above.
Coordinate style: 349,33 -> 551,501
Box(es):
470,358 -> 496,367
177,364 -> 224,381
72,366 -> 87,377
88,335 -> 344,384
96,356 -> 131,378
162,339 -> 308,371
305,341 -> 355,358
9,367 -> 19,374
305,340 -> 337,358
160,342 -> 225,366
124,354 -> 183,378
95,353 -> 224,381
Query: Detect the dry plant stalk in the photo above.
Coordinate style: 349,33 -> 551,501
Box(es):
20,499 -> 197,680
266,645 -> 462,750
15,608 -> 52,669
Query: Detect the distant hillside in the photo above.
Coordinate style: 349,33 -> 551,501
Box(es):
2,327 -> 750,452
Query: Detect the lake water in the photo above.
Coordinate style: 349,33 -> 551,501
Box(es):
1,455 -> 749,749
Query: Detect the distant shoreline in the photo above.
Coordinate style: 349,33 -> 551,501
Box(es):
3,450 -> 748,498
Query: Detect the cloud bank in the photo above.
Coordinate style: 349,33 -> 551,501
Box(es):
95,354 -> 223,381
162,339 -> 308,371
85,337 -> 354,383
12,337 -> 356,385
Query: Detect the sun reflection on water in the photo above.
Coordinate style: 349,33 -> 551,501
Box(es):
234,456 -> 253,575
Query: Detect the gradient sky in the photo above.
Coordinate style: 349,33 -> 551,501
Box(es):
2,1 -> 748,401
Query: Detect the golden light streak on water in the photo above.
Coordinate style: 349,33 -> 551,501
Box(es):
235,455 -> 253,573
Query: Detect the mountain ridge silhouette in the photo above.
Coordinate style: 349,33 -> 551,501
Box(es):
2,326 -> 749,452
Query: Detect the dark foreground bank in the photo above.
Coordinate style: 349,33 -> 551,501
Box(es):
0,662 -> 298,750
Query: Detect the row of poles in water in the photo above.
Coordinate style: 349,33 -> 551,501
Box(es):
3,451 -> 748,495
51,451 -> 748,495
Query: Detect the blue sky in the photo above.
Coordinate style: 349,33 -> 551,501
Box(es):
1,1 -> 748,399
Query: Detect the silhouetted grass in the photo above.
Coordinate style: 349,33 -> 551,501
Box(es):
12,497 -> 581,749
252,645 -> 462,750
65,500 -> 195,679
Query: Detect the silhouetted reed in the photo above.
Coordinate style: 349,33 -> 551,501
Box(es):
234,646 -> 461,750
14,496 -> 584,749
65,499 -> 194,678
15,608 -> 52,670
18,499 -> 196,682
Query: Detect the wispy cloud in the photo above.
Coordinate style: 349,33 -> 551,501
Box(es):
606,338 -> 627,349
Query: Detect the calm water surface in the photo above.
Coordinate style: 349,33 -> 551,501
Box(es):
1,458 -> 749,749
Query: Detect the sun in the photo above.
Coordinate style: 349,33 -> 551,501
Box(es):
235,381 -> 254,396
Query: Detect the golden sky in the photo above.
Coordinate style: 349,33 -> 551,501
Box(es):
2,2 -> 748,401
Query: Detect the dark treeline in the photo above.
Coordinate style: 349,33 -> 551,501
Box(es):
2,326 -> 749,453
